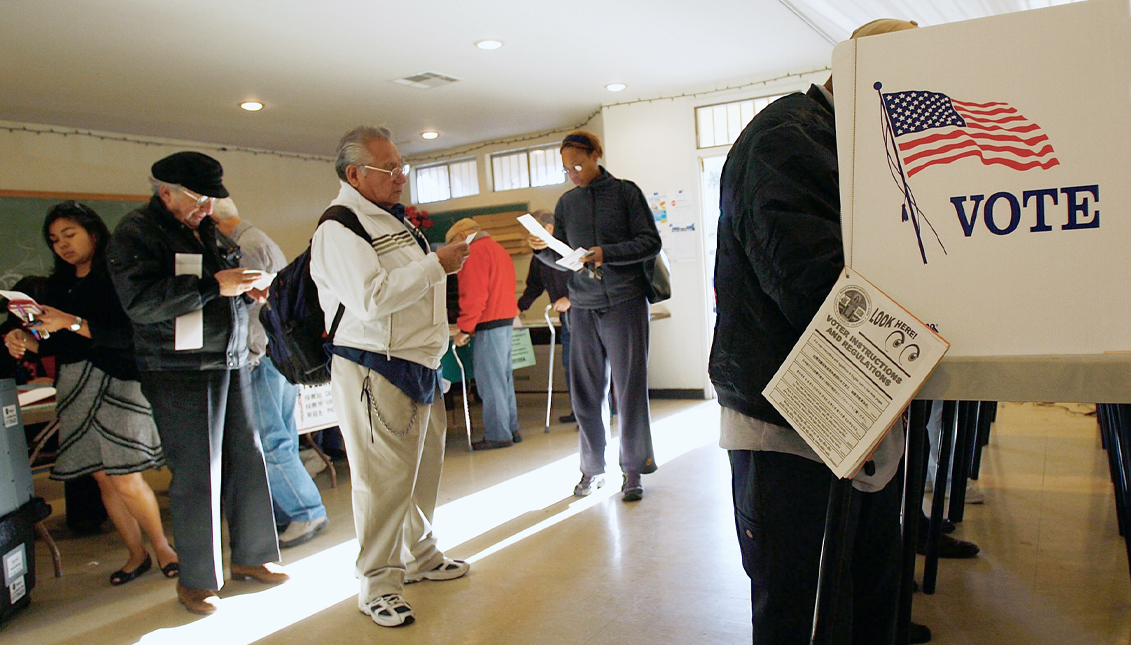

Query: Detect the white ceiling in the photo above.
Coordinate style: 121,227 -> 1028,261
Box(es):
0,0 -> 1078,159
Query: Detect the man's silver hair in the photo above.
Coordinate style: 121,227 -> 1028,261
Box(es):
211,197 -> 238,220
148,176 -> 182,197
335,126 -> 393,181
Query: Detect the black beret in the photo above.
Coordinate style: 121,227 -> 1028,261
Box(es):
151,151 -> 229,198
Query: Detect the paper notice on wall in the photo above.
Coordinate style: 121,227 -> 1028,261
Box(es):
762,267 -> 949,479
174,253 -> 203,351
649,190 -> 697,262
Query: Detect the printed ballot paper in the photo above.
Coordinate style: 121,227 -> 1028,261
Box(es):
517,214 -> 589,271
763,268 -> 949,479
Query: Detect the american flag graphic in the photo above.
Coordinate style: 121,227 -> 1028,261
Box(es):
881,90 -> 1060,177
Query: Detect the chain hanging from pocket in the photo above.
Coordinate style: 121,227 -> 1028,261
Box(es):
360,373 -> 419,441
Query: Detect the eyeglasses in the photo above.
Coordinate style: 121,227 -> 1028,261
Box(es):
180,187 -> 215,208
363,163 -> 411,180
562,165 -> 584,175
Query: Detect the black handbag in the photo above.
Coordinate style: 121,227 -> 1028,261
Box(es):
642,249 -> 671,304
616,179 -> 671,304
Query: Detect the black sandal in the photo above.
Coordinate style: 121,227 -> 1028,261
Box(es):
160,561 -> 180,578
110,554 -> 152,586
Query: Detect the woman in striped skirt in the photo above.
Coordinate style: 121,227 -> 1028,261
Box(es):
4,202 -> 178,586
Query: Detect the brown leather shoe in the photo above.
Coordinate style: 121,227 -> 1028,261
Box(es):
177,582 -> 220,615
230,562 -> 290,584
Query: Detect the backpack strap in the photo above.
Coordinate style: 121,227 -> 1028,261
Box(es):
316,205 -> 376,344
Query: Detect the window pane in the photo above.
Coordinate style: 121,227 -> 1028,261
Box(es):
712,105 -> 728,148
449,159 -> 479,198
415,165 -> 450,204
530,147 -> 565,187
492,151 -> 529,192
695,95 -> 786,149
697,105 -> 715,148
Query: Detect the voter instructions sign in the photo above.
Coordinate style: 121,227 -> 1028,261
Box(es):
764,268 -> 949,479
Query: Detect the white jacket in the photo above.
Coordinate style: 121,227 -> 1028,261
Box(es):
310,182 -> 448,369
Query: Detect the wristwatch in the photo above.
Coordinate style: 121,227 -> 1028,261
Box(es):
69,316 -> 83,332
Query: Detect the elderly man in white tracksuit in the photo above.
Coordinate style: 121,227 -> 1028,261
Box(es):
310,125 -> 471,628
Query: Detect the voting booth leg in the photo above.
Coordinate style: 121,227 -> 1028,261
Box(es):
451,342 -> 474,452
969,401 -> 995,481
1098,403 -> 1131,582
1097,404 -> 1126,538
947,401 -> 979,522
810,477 -> 855,645
897,401 -> 930,645
924,400 -> 957,594
544,304 -> 555,433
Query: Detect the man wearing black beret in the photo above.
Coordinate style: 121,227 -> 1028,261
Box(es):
108,151 -> 287,614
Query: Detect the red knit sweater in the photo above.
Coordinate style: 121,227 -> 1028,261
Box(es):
456,235 -> 519,334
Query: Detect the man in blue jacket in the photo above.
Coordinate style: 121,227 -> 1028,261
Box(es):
109,151 -> 287,615
710,19 -> 928,645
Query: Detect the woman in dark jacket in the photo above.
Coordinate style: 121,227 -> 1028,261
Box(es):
530,131 -> 662,501
4,202 -> 178,585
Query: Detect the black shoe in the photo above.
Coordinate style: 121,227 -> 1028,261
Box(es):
917,533 -> 980,558
471,439 -> 513,451
942,518 -> 957,534
110,554 -> 152,586
558,413 -> 576,424
511,431 -> 523,444
621,472 -> 643,502
910,622 -> 932,643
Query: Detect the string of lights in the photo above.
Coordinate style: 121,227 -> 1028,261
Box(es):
0,124 -> 334,163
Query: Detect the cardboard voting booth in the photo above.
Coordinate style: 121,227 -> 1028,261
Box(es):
832,0 -> 1131,402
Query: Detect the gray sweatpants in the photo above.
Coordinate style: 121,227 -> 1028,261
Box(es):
569,296 -> 657,477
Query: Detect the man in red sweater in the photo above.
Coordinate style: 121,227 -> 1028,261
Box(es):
448,219 -> 521,450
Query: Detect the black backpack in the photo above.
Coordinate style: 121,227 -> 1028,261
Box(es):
260,206 -> 371,385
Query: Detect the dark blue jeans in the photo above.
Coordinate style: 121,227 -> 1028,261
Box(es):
729,450 -> 902,645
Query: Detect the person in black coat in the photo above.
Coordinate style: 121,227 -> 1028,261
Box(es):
709,19 -> 932,645
529,130 -> 662,502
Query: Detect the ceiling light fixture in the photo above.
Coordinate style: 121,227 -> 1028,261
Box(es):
240,101 -> 263,112
476,40 -> 503,50
605,83 -> 626,92
421,131 -> 439,140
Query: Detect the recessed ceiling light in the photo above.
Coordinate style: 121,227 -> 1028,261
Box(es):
240,101 -> 263,111
476,40 -> 503,50
605,83 -> 626,92
421,131 -> 439,140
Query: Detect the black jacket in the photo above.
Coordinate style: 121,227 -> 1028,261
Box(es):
108,196 -> 249,371
518,255 -> 570,312
536,168 -> 661,309
37,266 -> 140,381
709,85 -> 843,426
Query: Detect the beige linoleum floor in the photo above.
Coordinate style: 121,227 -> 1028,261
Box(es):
5,398 -> 1129,644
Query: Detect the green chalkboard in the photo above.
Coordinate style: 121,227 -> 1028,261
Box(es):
0,190 -> 148,288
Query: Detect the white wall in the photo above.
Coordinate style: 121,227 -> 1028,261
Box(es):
0,120 -> 342,259
601,72 -> 827,395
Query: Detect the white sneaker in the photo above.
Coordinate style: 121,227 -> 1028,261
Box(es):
963,482 -> 986,504
301,449 -> 327,476
277,516 -> 330,548
405,558 -> 470,584
359,593 -> 414,627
